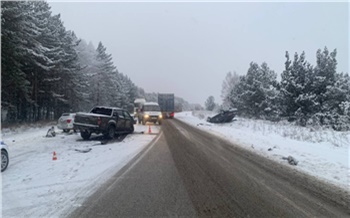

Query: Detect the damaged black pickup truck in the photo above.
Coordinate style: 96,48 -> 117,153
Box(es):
74,106 -> 134,140
207,108 -> 237,123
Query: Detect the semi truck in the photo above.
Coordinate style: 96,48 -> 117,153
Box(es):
158,93 -> 175,119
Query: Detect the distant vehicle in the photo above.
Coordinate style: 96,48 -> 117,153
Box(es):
57,113 -> 76,133
138,102 -> 163,125
74,106 -> 134,140
133,98 -> 146,124
207,108 -> 237,123
1,140 -> 9,172
158,93 -> 175,119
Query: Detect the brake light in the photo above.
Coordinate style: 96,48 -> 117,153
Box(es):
97,117 -> 101,126
170,112 -> 175,117
67,119 -> 72,123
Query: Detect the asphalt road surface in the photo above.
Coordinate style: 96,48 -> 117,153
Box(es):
69,119 -> 350,217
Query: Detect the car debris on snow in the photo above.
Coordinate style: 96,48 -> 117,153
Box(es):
74,148 -> 92,153
45,126 -> 56,137
282,156 -> 298,166
197,123 -> 212,126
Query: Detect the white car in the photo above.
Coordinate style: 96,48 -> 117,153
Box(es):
138,102 -> 163,125
1,140 -> 9,172
57,113 -> 76,133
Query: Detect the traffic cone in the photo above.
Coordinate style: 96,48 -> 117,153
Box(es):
52,151 -> 57,161
148,125 -> 152,134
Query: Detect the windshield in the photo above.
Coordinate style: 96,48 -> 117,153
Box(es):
143,105 -> 160,112
90,107 -> 112,116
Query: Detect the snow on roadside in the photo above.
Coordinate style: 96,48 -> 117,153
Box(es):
176,111 -> 350,191
1,124 -> 159,218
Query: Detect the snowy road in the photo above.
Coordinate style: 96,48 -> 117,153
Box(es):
1,124 -> 160,218
69,119 -> 349,217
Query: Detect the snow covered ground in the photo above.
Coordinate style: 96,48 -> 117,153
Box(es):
176,111 -> 350,191
1,123 -> 160,218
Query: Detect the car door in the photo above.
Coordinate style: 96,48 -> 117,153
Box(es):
112,110 -> 119,127
116,110 -> 126,131
123,110 -> 132,129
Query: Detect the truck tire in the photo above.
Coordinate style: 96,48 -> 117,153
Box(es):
142,119 -> 146,125
81,130 -> 91,140
158,120 -> 162,125
107,125 -> 115,139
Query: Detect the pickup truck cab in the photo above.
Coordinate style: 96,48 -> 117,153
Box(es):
74,106 -> 134,140
138,102 -> 163,125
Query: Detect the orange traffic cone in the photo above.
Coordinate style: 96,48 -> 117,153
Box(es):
148,125 -> 152,134
52,151 -> 57,161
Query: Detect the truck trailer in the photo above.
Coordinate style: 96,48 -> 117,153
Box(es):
158,93 -> 175,119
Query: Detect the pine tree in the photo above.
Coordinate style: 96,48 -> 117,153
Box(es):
280,51 -> 314,125
94,42 -> 117,106
221,71 -> 240,109
231,62 -> 278,119
1,1 -> 32,121
311,47 -> 338,126
75,40 -> 99,110
205,96 -> 216,111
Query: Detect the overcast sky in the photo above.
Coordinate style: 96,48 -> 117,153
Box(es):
49,2 -> 348,105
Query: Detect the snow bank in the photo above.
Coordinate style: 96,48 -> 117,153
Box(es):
1,124 -> 159,217
176,111 -> 350,191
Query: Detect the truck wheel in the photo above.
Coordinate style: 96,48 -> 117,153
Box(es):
107,125 -> 115,139
158,120 -> 162,125
81,130 -> 91,140
142,119 -> 146,125
129,125 -> 134,133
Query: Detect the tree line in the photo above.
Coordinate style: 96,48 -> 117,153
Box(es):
218,48 -> 350,130
1,1 -> 138,123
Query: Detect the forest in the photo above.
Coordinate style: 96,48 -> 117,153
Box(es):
1,1 -> 193,123
1,1 -> 141,123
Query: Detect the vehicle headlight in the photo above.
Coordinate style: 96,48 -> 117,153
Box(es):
144,114 -> 149,118
159,114 -> 163,119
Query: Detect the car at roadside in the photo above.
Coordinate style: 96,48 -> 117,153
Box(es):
1,140 -> 9,172
57,113 -> 76,133
74,106 -> 134,140
206,108 -> 237,123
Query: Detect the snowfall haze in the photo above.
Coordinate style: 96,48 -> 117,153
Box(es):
49,2 -> 348,105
